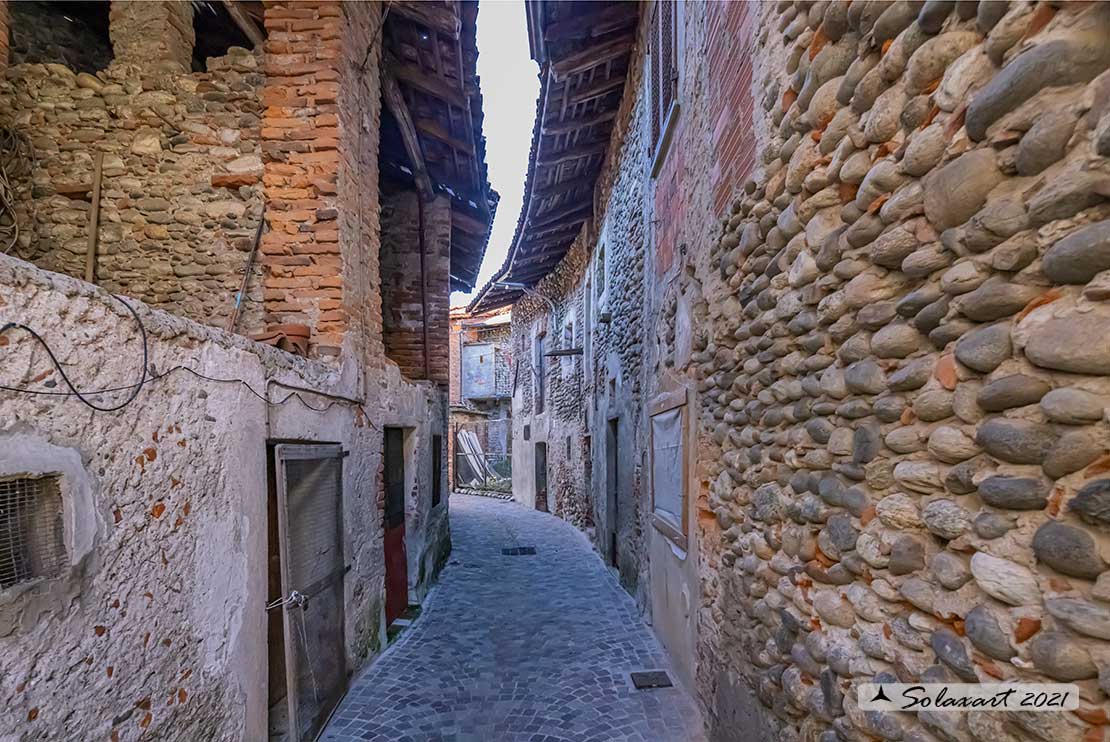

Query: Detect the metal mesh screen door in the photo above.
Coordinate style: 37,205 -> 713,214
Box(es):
274,444 -> 347,742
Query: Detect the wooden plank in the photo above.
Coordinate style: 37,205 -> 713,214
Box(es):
390,1 -> 460,39
536,139 -> 608,166
382,69 -> 434,200
543,4 -> 637,44
528,200 -> 590,229
416,117 -> 475,156
542,108 -> 618,135
451,209 -> 488,235
84,152 -> 103,284
390,57 -> 467,108
222,0 -> 265,47
564,74 -> 626,105
550,37 -> 633,82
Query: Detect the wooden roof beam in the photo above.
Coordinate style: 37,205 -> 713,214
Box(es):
565,74 -> 626,105
452,208 -> 488,235
390,57 -> 467,109
537,139 -> 608,166
391,1 -> 460,39
382,69 -> 434,201
543,4 -> 637,45
550,36 -> 634,83
533,177 -> 590,201
543,108 -> 618,135
222,0 -> 265,48
416,117 -> 475,156
528,199 -> 591,229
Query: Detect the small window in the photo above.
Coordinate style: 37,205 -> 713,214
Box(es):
0,475 -> 67,589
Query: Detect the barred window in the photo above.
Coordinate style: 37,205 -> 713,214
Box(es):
649,1 -> 679,164
0,475 -> 67,589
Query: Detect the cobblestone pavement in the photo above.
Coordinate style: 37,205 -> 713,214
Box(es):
321,493 -> 705,742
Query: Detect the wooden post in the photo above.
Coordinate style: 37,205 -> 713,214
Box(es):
84,152 -> 104,284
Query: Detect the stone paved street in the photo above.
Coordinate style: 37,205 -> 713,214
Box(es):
321,494 -> 705,742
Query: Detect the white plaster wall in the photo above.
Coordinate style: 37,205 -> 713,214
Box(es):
0,255 -> 449,741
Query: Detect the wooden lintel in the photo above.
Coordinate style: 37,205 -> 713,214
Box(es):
391,58 -> 467,109
415,117 -> 475,156
544,4 -> 637,45
390,1 -> 460,39
537,140 -> 608,166
565,74 -> 626,105
221,0 -> 265,48
550,37 -> 633,83
382,69 -> 434,200
542,108 -> 618,136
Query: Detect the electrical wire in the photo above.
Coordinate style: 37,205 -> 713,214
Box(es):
1,293 -> 147,412
1,303 -> 374,419
0,127 -> 34,255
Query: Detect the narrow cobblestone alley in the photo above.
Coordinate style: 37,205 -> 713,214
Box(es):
321,494 -> 705,742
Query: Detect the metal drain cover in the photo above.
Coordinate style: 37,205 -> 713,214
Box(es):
630,670 -> 673,690
501,546 -> 537,556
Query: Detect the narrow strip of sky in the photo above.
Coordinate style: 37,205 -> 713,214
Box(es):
450,0 -> 540,308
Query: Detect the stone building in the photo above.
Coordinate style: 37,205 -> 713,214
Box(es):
447,305 -> 512,490
472,1 -> 1110,741
0,2 -> 493,740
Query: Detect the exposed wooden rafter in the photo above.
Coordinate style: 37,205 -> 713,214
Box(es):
537,140 -> 608,166
222,0 -> 265,48
391,58 -> 468,109
391,1 -> 461,40
542,108 -> 618,135
543,4 -> 637,45
550,36 -> 634,82
382,69 -> 434,200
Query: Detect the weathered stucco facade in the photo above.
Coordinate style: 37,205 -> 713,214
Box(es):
497,1 -> 1110,741
0,1 -> 491,739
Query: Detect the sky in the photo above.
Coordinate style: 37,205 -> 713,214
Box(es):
450,0 -> 540,309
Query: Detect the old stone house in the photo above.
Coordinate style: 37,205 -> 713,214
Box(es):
0,2 -> 493,740
472,1 -> 1110,741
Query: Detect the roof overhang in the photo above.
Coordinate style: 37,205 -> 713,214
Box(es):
380,1 -> 499,292
467,0 -> 638,312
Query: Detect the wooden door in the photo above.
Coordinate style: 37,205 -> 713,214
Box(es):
383,428 -> 408,627
534,442 -> 548,512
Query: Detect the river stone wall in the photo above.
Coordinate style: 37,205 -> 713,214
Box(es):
0,47 -> 265,334
695,1 -> 1110,740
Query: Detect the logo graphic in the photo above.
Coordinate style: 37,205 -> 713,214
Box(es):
859,683 -> 1079,712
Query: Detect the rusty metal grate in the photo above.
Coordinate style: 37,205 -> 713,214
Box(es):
0,475 -> 66,589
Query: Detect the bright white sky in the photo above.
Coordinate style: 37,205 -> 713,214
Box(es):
450,0 -> 540,308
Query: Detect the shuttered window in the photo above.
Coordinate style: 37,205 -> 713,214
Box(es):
649,1 -> 679,170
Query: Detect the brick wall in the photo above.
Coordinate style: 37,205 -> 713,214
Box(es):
0,1 -> 9,71
706,1 -> 758,217
380,190 -> 451,384
260,1 -> 345,356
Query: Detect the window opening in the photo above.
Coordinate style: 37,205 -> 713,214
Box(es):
0,474 -> 66,590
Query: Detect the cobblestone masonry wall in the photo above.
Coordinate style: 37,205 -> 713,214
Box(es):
0,2 -> 267,337
684,2 -> 1110,741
